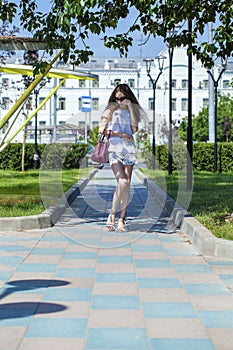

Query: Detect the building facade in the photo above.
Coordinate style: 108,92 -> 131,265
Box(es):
0,47 -> 233,144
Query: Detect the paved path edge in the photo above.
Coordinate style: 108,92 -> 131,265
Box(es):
0,168 -> 98,233
135,169 -> 233,259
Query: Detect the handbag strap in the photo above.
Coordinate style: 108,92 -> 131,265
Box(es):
99,128 -> 111,142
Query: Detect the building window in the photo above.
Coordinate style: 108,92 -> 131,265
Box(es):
223,80 -> 230,88
79,80 -> 85,88
59,78 -> 66,87
148,98 -> 154,110
2,97 -> 10,110
182,79 -> 188,88
203,98 -> 209,108
172,98 -> 177,111
39,121 -> 46,125
128,79 -> 135,88
203,80 -> 209,89
92,98 -> 99,110
172,80 -> 177,88
181,98 -> 188,111
92,80 -> 99,88
148,122 -> 153,134
2,78 -> 9,88
39,97 -> 46,110
59,121 -> 65,125
114,79 -> 121,86
149,80 -> 153,89
92,121 -> 99,129
59,97 -> 66,110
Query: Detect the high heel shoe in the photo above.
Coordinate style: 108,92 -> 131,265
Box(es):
106,212 -> 116,231
116,218 -> 127,232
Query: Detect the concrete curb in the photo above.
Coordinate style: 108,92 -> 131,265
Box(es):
0,168 -> 98,233
135,169 -> 233,259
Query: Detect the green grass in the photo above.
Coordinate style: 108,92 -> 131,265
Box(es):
0,168 -> 91,217
141,169 -> 233,241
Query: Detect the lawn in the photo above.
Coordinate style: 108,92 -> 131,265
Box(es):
0,168 -> 91,217
141,169 -> 233,241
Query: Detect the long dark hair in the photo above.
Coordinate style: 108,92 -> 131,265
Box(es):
105,84 -> 147,126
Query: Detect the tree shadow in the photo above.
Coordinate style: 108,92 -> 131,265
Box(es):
0,302 -> 67,320
0,279 -> 70,320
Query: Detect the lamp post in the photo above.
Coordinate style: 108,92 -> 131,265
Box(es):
34,78 -> 50,169
144,55 -> 165,170
207,60 -> 227,172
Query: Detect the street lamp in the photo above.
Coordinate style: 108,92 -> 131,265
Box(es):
207,58 -> 227,172
34,78 -> 50,169
144,55 -> 165,170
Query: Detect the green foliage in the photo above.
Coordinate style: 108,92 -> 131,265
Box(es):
139,140 -> 233,173
88,126 -> 99,147
179,94 -> 233,142
0,143 -> 88,171
1,1 -> 232,70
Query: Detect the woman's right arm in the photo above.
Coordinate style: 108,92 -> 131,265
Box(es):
99,109 -> 110,133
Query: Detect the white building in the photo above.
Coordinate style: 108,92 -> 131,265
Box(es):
0,47 -> 233,145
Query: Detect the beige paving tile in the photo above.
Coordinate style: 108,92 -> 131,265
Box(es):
176,272 -> 223,284
211,266 -> 233,274
145,318 -> 209,338
189,295 -> 233,310
207,329 -> 233,350
24,256 -> 62,264
95,263 -> 134,273
135,267 -> 176,278
131,239 -> 162,246
0,326 -> 26,350
132,252 -> 168,260
8,272 -> 56,280
168,256 -> 205,264
88,309 -> 145,327
58,259 -> 96,268
139,288 -> 189,302
18,338 -> 85,350
0,294 -> 43,304
92,282 -> 139,295
98,248 -> 132,255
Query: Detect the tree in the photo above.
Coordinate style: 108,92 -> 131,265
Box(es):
0,1 -> 232,70
179,94 -> 233,142
0,20 -> 19,65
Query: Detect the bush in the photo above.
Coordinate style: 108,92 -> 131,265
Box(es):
0,143 -> 88,170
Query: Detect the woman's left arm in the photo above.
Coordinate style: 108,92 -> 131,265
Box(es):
128,104 -> 138,134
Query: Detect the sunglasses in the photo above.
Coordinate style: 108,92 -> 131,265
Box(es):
116,96 -> 127,102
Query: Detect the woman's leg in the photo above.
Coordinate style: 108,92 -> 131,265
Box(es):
111,162 -> 134,219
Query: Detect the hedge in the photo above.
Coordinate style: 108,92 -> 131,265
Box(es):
142,142 -> 233,172
0,143 -> 88,171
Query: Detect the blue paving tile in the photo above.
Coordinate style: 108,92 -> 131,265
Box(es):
0,236 -> 36,242
95,272 -> 136,283
143,302 -> 197,318
0,245 -> 30,252
43,288 -> 92,301
164,248 -> 198,256
135,259 -> 171,268
199,311 -> 233,328
184,283 -> 231,295
86,328 -> 149,349
26,318 -> 87,337
219,274 -> 233,285
138,277 -> 181,289
0,256 -> 24,267
174,264 -> 212,273
91,295 -> 141,310
40,236 -> 69,242
0,285 -> 47,295
207,260 -> 233,266
0,271 -> 13,281
0,315 -> 32,326
159,236 -> 183,242
98,255 -> 132,264
17,264 -> 57,273
31,248 -> 65,255
63,252 -> 97,259
150,338 -> 215,350
56,268 -> 95,278
132,245 -> 163,252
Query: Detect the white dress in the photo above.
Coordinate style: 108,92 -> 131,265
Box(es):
107,108 -> 137,165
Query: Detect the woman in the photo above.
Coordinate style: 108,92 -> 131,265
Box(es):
99,83 -> 147,232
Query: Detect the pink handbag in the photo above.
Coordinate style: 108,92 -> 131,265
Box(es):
91,129 -> 111,163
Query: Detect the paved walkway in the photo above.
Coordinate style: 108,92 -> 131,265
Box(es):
0,165 -> 233,350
